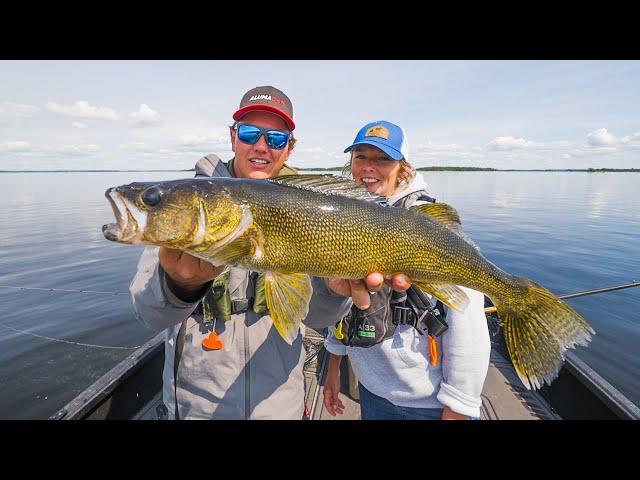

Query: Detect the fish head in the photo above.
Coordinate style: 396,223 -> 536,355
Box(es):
103,179 -> 249,251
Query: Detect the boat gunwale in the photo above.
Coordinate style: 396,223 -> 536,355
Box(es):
50,331 -> 165,420
563,350 -> 640,420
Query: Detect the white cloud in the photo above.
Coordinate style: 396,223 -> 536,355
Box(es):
72,121 -> 87,129
120,142 -> 148,151
59,144 -> 101,156
177,133 -> 228,149
485,136 -> 532,150
620,132 -> 640,144
0,101 -> 41,121
412,142 -> 470,162
568,145 -> 619,157
562,154 -> 571,159
179,134 -> 214,146
2,140 -> 31,151
402,141 -> 488,168
299,146 -> 325,153
587,128 -> 616,146
414,142 -> 464,152
46,100 -> 118,120
119,142 -> 171,155
540,140 -> 575,150
129,103 -> 161,127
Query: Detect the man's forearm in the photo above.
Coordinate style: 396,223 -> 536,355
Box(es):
327,352 -> 343,374
164,273 -> 212,303
130,247 -> 207,331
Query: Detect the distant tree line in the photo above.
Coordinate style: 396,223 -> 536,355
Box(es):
586,168 -> 640,172
294,166 -> 639,172
416,166 -> 498,171
4,167 -> 637,173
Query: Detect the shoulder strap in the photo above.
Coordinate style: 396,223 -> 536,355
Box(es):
416,193 -> 437,203
195,154 -> 232,178
278,163 -> 299,176
393,189 -> 436,208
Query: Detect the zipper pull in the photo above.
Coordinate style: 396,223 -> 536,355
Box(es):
333,319 -> 345,340
202,318 -> 224,350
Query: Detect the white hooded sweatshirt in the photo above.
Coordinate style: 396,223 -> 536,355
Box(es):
324,172 -> 491,418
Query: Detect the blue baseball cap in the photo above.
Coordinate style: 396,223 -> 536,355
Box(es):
344,120 -> 409,161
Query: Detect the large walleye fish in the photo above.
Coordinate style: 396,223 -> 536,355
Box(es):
103,174 -> 594,389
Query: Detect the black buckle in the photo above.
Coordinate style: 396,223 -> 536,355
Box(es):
393,306 -> 427,335
418,309 -> 448,337
231,298 -> 251,314
392,306 -> 415,326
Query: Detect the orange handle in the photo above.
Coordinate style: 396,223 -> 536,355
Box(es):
428,335 -> 438,366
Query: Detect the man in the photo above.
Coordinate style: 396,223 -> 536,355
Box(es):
130,86 -> 409,419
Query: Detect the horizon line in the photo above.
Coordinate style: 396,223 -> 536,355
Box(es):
1,167 -> 638,173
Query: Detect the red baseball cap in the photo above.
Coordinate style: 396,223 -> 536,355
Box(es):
232,85 -> 295,131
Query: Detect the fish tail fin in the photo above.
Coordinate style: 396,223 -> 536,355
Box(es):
494,276 -> 595,390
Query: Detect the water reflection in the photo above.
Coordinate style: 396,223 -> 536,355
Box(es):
0,171 -> 639,418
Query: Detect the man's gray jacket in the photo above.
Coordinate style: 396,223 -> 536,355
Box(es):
129,155 -> 352,419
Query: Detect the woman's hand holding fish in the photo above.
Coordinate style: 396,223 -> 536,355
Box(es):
159,247 -> 225,302
326,272 -> 412,309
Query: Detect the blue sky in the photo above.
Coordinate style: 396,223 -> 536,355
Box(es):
1,60 -> 639,170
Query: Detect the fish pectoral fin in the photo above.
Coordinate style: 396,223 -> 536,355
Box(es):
207,236 -> 252,265
264,271 -> 312,344
413,281 -> 469,312
411,203 -> 479,249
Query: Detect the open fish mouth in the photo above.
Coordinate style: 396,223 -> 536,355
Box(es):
102,187 -> 147,243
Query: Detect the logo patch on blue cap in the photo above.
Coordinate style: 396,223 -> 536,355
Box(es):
365,125 -> 389,139
344,120 -> 409,161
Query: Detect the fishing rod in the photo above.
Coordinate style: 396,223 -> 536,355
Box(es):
0,285 -> 129,296
484,280 -> 640,314
0,321 -> 142,350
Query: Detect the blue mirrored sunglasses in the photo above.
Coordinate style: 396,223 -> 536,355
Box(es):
235,123 -> 290,150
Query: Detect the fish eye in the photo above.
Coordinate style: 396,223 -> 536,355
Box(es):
141,186 -> 162,207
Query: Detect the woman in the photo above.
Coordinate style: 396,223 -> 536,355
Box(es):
322,120 -> 491,420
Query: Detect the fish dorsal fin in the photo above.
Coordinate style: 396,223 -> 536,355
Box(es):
411,202 -> 479,250
263,271 -> 313,344
269,174 -> 388,204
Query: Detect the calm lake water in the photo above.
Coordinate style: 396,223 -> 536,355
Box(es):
0,171 -> 639,419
